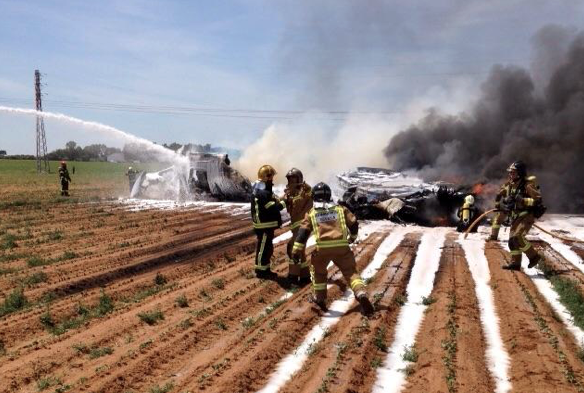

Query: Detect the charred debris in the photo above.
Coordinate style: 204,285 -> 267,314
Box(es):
336,167 -> 484,227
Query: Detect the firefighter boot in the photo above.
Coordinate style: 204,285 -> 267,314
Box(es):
298,276 -> 311,288
502,254 -> 521,271
256,269 -> 277,280
355,290 -> 374,316
528,255 -> 543,269
285,274 -> 299,289
309,295 -> 327,312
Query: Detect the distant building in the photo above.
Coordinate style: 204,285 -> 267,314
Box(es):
0,150 -> 6,156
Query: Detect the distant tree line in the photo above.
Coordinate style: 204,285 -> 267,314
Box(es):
0,141 -> 240,162
45,141 -> 122,162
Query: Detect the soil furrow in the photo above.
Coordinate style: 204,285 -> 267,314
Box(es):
485,242 -> 584,393
276,232 -> 421,393
171,233 -> 387,393
402,234 -> 494,393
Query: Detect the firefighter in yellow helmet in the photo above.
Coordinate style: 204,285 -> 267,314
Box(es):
490,160 -> 546,270
283,168 -> 312,287
251,165 -> 286,279
292,182 -> 374,315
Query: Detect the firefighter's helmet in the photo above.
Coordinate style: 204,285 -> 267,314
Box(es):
507,160 -> 526,178
313,182 -> 332,202
285,168 -> 303,184
464,195 -> 475,205
257,165 -> 277,182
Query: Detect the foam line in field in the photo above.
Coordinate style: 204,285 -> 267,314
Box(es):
372,228 -> 447,393
458,233 -> 511,393
535,230 -> 584,274
256,224 -> 410,393
524,266 -> 584,348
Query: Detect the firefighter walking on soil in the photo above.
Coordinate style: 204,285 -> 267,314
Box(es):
251,165 -> 286,279
490,160 -> 546,270
283,168 -> 312,287
59,161 -> 71,196
292,182 -> 374,315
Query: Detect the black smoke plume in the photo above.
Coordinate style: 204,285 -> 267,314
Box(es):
385,26 -> 584,213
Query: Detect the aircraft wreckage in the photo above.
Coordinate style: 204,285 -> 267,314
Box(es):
130,152 -> 251,202
131,162 -> 483,228
336,167 -> 484,227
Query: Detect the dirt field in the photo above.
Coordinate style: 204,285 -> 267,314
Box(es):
1,195 -> 584,393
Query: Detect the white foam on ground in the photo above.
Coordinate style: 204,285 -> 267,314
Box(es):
257,224 -> 410,393
537,215 -> 584,242
119,198 -> 249,212
533,230 -> 584,274
458,233 -> 511,393
372,228 -> 447,393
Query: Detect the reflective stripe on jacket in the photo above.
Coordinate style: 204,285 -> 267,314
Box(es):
293,204 -> 358,251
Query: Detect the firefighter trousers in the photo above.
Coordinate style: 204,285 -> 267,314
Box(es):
286,227 -> 310,278
60,179 -> 70,196
254,228 -> 275,272
507,213 -> 541,267
310,245 -> 365,302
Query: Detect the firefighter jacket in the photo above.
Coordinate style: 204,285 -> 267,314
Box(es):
126,169 -> 138,183
250,181 -> 286,229
495,176 -> 542,218
59,167 -> 71,182
293,204 -> 358,252
283,182 -> 313,230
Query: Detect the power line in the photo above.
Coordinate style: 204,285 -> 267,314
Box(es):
0,96 -> 401,120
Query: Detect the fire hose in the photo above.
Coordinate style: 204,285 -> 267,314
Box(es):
463,209 -> 583,243
463,208 -> 496,239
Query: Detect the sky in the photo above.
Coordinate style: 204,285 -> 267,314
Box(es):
0,0 -> 583,156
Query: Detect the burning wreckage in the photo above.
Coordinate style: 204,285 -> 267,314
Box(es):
131,161 -> 483,229
130,152 -> 251,202
336,167 -> 484,229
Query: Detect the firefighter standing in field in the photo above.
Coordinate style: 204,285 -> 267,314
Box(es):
292,182 -> 374,315
59,161 -> 71,196
251,165 -> 286,279
283,168 -> 312,287
490,160 -> 546,270
456,194 -> 478,233
126,166 -> 138,194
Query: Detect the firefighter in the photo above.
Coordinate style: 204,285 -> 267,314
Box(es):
59,161 -> 71,196
283,168 -> 312,287
126,166 -> 138,194
292,182 -> 374,316
456,194 -> 478,232
251,165 -> 286,279
490,161 -> 546,270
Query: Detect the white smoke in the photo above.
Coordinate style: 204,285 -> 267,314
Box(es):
235,114 -> 392,186
235,79 -> 477,188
